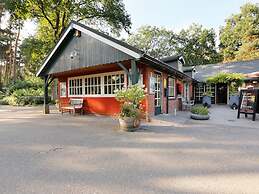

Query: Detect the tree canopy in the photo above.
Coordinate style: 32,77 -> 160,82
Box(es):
0,0 -> 131,80
220,3 -> 259,62
127,24 -> 222,66
127,25 -> 176,59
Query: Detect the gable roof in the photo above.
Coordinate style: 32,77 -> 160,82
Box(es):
36,21 -> 143,77
194,59 -> 259,82
36,21 -> 193,82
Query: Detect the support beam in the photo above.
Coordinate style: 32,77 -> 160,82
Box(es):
131,60 -> 139,85
43,76 -> 50,114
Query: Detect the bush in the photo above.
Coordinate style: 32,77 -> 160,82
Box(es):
2,76 -> 45,106
191,105 -> 209,115
0,91 -> 5,100
119,103 -> 141,118
6,76 -> 43,95
115,85 -> 145,118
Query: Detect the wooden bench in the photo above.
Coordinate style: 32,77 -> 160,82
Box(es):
61,98 -> 84,115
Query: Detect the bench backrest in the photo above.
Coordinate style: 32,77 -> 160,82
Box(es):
70,98 -> 84,107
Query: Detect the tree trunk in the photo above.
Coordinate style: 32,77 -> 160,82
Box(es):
12,24 -> 21,81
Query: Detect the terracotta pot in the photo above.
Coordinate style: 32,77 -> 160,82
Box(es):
119,117 -> 138,132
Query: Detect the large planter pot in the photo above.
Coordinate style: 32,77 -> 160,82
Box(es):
119,117 -> 139,132
202,96 -> 211,107
229,95 -> 239,109
190,113 -> 210,120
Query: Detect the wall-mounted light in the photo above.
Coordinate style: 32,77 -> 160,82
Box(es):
75,30 -> 81,37
70,49 -> 79,59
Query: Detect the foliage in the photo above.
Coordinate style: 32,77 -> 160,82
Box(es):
202,91 -> 212,97
127,25 -> 176,58
115,85 -> 145,118
20,36 -> 49,75
119,102 -> 140,118
127,23 -> 222,66
6,75 -> 43,95
3,0 -> 131,76
220,3 -> 259,62
177,24 -> 222,66
191,105 -> 209,115
2,75 -> 45,106
7,0 -> 131,42
115,84 -> 145,107
206,72 -> 245,86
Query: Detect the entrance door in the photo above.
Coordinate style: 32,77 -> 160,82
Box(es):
183,82 -> 189,101
154,73 -> 162,115
216,83 -> 228,104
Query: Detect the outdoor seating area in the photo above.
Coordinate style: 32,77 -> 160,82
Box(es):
60,98 -> 84,115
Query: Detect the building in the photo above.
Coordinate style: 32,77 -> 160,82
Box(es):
37,21 -> 194,118
189,59 -> 259,104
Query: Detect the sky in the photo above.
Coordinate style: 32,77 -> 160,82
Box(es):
1,0 -> 258,40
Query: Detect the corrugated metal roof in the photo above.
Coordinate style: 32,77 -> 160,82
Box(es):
194,59 -> 259,82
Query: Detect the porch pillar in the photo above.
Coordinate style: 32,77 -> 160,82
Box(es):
43,75 -> 49,114
130,60 -> 139,85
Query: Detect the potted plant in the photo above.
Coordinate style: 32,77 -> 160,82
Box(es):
202,91 -> 212,107
115,85 -> 145,131
190,105 -> 210,120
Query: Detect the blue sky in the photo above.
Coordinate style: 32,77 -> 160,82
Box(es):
3,0 -> 257,39
123,0 -> 257,33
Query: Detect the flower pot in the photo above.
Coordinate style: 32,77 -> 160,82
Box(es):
190,113 -> 210,120
119,117 -> 137,132
202,96 -> 211,108
229,95 -> 239,109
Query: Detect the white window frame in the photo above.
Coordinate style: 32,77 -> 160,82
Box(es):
68,71 -> 126,97
68,78 -> 83,97
168,77 -> 176,99
60,81 -> 67,98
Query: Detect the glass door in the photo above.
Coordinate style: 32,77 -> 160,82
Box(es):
154,73 -> 162,115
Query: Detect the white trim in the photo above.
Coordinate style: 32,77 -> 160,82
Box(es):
73,24 -> 141,59
37,22 -> 142,76
67,71 -> 126,98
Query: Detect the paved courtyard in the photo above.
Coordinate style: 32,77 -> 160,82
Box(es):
0,105 -> 259,194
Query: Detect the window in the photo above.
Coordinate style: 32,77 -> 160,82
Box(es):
85,76 -> 101,95
168,77 -> 175,97
68,71 -> 125,97
69,78 -> 83,96
60,82 -> 67,97
104,74 -> 125,94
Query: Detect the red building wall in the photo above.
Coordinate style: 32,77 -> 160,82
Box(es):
56,62 -> 193,117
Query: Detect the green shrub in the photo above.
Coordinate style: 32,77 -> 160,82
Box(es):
6,76 -> 43,95
0,91 -> 5,100
119,103 -> 140,118
0,99 -> 9,105
115,85 -> 145,118
191,105 -> 209,115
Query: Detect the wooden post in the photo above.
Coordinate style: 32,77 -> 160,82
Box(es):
43,76 -> 50,114
131,60 -> 139,85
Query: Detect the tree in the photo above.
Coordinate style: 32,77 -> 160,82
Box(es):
5,0 -> 131,75
127,25 -> 176,58
20,36 -> 47,75
7,0 -> 131,43
176,24 -> 222,66
127,24 -> 222,66
220,3 -> 259,62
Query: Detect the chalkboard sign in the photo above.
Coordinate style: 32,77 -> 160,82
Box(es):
237,89 -> 259,121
